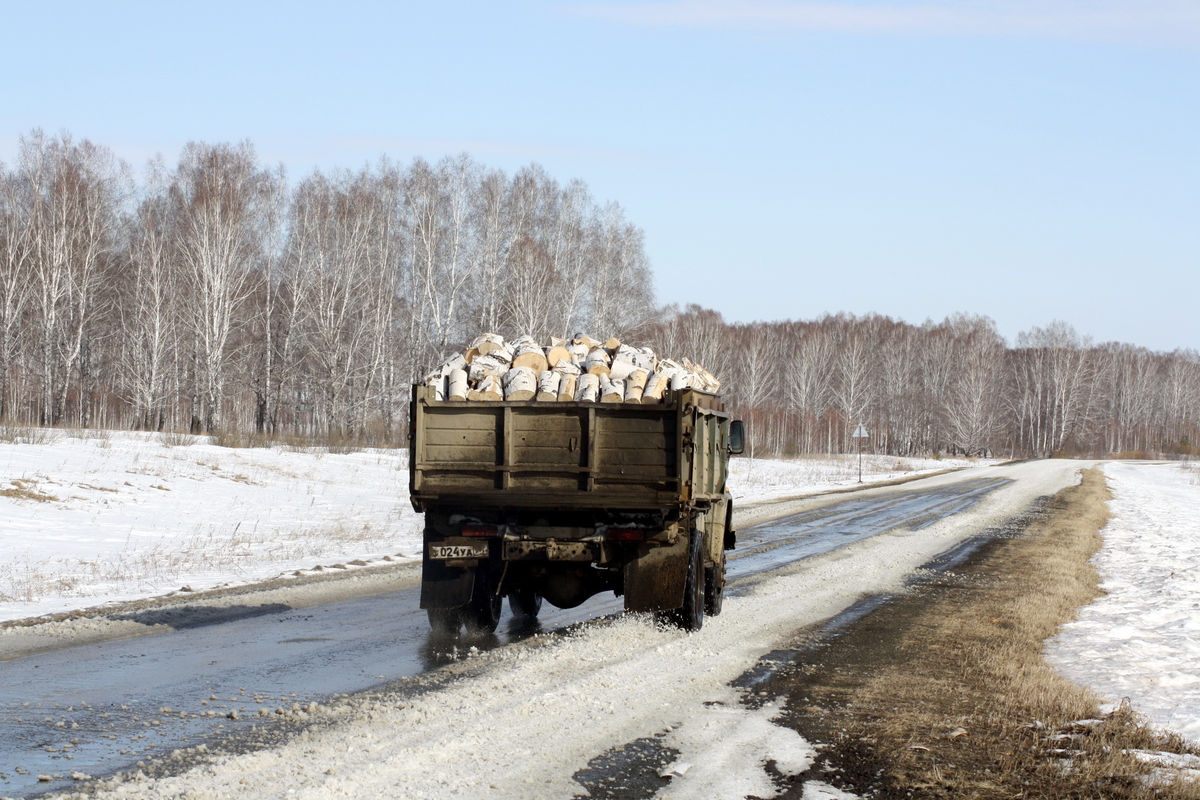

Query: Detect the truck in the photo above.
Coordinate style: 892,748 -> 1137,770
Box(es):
408,383 -> 745,635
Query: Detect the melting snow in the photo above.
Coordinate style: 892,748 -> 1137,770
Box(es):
1047,461 -> 1200,745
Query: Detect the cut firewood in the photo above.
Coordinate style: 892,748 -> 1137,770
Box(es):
536,370 -> 561,401
600,376 -> 624,403
512,340 -> 549,373
469,333 -> 506,357
670,371 -> 702,391
426,332 -> 719,406
467,374 -> 503,401
545,343 -> 572,369
438,353 -> 467,373
625,368 -> 649,402
642,371 -> 669,403
608,344 -> 638,381
576,373 -> 600,402
447,368 -> 468,401
637,346 -> 658,372
503,366 -> 537,401
423,370 -> 446,401
557,373 -> 578,402
468,354 -> 508,383
586,347 -> 611,376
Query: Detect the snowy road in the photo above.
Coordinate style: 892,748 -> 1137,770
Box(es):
0,464 -> 1069,799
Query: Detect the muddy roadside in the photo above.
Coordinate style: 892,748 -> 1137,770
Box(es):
753,469 -> 1200,799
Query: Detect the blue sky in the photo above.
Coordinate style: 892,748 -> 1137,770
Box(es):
3,1 -> 1198,351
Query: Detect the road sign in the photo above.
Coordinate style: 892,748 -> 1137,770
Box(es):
852,423 -> 869,438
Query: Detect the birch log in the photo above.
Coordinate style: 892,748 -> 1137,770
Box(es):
585,347 -> 611,376
424,371 -> 446,401
512,341 -> 549,374
642,371 -> 669,403
625,368 -> 649,402
568,343 -> 589,367
536,370 -> 561,401
600,376 -> 624,403
468,374 -> 503,401
447,368 -> 469,401
503,366 -> 537,401
576,373 -> 600,402
545,344 -> 572,369
469,355 -> 508,383
557,373 -> 578,402
608,344 -> 638,381
469,332 -> 506,356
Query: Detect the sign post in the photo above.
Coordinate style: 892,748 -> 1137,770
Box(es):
852,423 -> 869,483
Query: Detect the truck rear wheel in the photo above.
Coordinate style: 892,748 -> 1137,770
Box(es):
662,531 -> 704,632
464,568 -> 503,634
427,607 -> 461,636
704,551 -> 725,617
508,587 -> 543,619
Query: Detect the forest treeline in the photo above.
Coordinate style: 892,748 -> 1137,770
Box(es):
0,132 -> 652,439
1,131 -> 1196,457
643,308 -> 1200,458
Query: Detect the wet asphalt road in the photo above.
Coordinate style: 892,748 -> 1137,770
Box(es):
0,475 -> 1009,797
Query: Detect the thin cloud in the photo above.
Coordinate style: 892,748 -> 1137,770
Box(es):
572,1 -> 1200,47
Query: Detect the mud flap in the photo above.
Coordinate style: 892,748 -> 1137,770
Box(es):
622,536 -> 689,613
419,546 -> 475,610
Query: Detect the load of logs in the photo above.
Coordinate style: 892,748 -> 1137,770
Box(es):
423,333 -> 720,404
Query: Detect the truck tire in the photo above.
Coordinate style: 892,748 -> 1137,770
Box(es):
463,569 -> 503,634
427,607 -> 461,636
704,551 -> 725,617
508,588 -> 543,619
663,531 -> 704,632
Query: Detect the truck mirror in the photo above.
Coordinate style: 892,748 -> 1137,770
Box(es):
729,420 -> 746,455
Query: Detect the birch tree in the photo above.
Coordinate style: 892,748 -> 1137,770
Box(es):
171,141 -> 274,433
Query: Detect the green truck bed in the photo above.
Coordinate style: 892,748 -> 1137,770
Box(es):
409,385 -> 732,512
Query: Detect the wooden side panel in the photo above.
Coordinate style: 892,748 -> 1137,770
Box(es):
409,385 -> 729,509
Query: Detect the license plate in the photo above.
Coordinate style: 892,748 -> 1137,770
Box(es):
430,542 -> 488,560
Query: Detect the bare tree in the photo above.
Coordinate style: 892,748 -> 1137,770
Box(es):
0,163 -> 33,420
171,141 -> 274,433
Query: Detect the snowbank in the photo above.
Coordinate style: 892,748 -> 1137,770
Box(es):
1047,461 -> 1200,744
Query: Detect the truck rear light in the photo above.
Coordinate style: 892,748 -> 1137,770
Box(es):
461,524 -> 499,537
606,528 -> 645,541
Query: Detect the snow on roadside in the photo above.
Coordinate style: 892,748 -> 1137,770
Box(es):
68,460 -> 1084,800
0,431 -> 420,622
729,453 -> 987,505
0,430 -> 989,624
1046,461 -> 1200,744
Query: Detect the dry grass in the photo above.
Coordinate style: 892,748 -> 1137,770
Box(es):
778,469 -> 1200,799
1,479 -> 59,503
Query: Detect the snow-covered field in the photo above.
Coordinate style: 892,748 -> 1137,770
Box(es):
728,452 -> 980,504
0,430 -> 978,624
0,430 -> 418,622
1047,461 -> 1200,745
